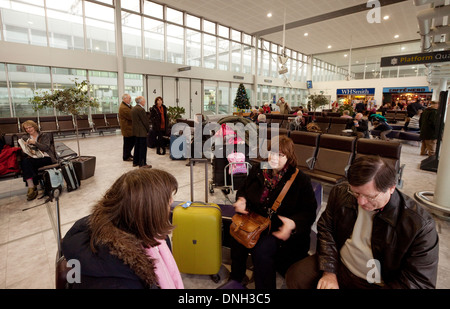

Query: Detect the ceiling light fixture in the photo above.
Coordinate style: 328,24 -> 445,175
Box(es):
267,13 -> 272,18
383,15 -> 389,20
394,34 -> 399,39
328,45 -> 332,49
304,32 -> 308,37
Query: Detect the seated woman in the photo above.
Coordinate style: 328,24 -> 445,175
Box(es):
229,135 -> 317,289
62,168 -> 183,289
20,120 -> 57,200
404,109 -> 422,132
372,119 -> 393,140
289,113 -> 306,131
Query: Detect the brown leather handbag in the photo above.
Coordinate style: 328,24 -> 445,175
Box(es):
230,169 -> 299,248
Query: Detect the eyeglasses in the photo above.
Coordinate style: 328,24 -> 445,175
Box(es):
269,151 -> 286,158
347,187 -> 382,203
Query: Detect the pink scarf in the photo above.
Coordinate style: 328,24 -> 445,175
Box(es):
145,240 -> 184,289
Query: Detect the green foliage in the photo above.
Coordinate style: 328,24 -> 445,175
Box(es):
29,79 -> 99,116
337,104 -> 354,116
29,79 -> 99,157
308,94 -> 329,111
233,83 -> 251,110
167,106 -> 186,126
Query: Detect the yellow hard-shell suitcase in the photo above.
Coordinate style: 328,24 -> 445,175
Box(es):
172,201 -> 222,282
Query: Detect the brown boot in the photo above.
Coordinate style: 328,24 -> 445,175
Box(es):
27,187 -> 38,201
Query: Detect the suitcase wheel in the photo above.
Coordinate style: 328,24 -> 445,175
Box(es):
211,274 -> 220,283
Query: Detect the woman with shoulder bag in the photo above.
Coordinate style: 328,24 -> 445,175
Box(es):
228,135 -> 317,289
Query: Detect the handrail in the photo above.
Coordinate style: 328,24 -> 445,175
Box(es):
414,191 -> 450,221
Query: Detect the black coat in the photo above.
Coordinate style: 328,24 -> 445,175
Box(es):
317,183 -> 439,288
62,216 -> 160,289
236,164 -> 318,270
150,104 -> 169,135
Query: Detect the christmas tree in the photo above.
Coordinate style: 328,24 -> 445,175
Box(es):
233,83 -> 251,110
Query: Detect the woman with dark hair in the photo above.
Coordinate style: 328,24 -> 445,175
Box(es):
150,96 -> 169,155
228,134 -> 317,289
20,120 -> 57,200
61,168 -> 183,289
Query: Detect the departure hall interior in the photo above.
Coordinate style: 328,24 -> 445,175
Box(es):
0,0 -> 449,291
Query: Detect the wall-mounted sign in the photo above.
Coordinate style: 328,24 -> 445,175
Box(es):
233,75 -> 244,80
264,79 -> 272,83
380,50 -> 450,67
178,66 -> 191,72
383,87 -> 431,93
306,80 -> 313,89
337,88 -> 375,95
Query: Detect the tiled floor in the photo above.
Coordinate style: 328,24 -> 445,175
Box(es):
0,131 -> 449,289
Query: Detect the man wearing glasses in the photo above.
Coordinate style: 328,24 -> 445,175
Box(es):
286,155 -> 439,289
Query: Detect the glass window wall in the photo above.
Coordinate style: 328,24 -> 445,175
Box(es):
144,18 -> 164,62
122,12 -> 142,58
166,24 -> 184,64
89,70 -> 118,114
84,1 -> 115,55
7,64 -> 51,117
46,0 -> 84,51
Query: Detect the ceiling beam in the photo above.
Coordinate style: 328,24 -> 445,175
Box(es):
252,0 -> 410,37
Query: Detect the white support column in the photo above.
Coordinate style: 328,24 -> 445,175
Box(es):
434,79 -> 449,208
115,0 -> 125,100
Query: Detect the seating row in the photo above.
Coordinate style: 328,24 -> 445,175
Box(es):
0,114 -> 120,137
370,129 -> 421,142
385,110 -> 407,123
257,128 -> 405,188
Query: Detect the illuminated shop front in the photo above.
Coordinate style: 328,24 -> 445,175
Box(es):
383,87 -> 432,107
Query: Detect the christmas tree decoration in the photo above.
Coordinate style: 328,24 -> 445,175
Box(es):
233,83 -> 251,111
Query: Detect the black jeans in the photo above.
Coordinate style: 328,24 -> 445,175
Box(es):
155,129 -> 165,153
21,156 -> 53,185
230,234 -> 280,289
122,136 -> 135,160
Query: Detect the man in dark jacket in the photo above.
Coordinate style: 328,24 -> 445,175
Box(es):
286,156 -> 439,289
352,113 -> 370,138
131,96 -> 151,168
419,101 -> 439,156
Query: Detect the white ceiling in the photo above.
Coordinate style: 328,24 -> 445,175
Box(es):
159,0 -> 425,55
158,0 -> 449,82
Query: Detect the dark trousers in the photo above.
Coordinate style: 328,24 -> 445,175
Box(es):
285,254 -> 383,289
133,137 -> 147,166
155,129 -> 165,153
230,234 -> 280,289
21,156 -> 53,185
123,136 -> 135,160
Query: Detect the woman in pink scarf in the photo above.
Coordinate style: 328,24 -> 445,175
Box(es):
62,168 -> 184,289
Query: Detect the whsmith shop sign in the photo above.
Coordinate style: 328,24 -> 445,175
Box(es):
381,50 -> 450,67
337,88 -> 375,95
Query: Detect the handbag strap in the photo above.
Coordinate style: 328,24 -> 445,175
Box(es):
269,168 -> 299,215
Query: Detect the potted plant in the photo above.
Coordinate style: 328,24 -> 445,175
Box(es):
29,79 -> 99,180
308,93 -> 329,112
167,106 -> 186,127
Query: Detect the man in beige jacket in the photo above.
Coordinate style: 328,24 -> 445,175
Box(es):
118,93 -> 135,162
276,97 -> 291,114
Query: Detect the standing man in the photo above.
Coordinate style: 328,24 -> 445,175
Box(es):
419,101 -> 439,156
276,97 -> 291,114
286,156 -> 439,289
118,94 -> 135,162
131,96 -> 151,168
